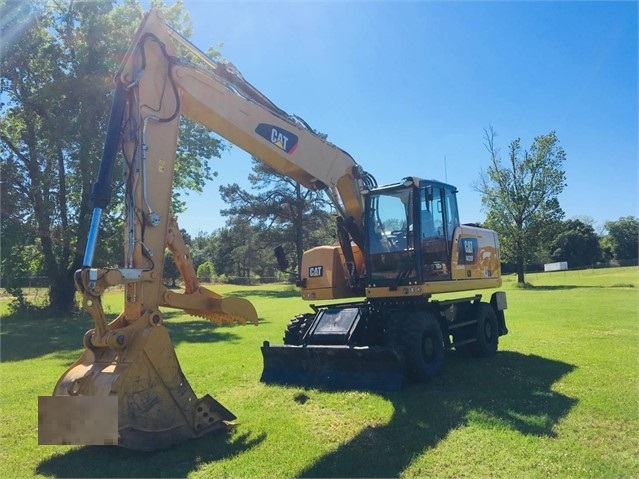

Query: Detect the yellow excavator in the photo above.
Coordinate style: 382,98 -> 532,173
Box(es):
44,9 -> 507,450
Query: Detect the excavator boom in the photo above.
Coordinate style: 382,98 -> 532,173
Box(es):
45,8 -> 377,451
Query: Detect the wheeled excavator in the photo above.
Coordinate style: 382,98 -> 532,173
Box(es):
43,9 -> 507,450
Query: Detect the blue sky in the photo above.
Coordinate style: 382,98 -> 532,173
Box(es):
164,1 -> 637,235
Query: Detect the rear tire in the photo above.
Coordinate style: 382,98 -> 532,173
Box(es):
469,303 -> 498,357
401,312 -> 444,381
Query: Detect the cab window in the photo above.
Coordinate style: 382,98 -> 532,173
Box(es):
443,186 -> 460,240
420,186 -> 445,239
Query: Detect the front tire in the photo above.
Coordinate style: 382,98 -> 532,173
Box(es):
402,312 -> 445,381
283,313 -> 314,345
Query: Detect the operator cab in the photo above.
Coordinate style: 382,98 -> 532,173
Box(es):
364,177 -> 460,288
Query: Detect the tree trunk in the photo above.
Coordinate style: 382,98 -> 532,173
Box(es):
514,226 -> 527,285
48,269 -> 77,313
516,257 -> 526,285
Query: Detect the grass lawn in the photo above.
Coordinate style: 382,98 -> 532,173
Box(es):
1,267 -> 637,478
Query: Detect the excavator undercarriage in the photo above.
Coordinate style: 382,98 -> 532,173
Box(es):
261,304 -> 405,391
261,292 -> 508,392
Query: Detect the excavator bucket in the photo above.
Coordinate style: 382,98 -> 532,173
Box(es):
45,212 -> 259,450
52,321 -> 236,451
260,343 -> 404,392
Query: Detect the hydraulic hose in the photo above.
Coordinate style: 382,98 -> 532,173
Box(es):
91,80 -> 127,209
83,80 -> 127,267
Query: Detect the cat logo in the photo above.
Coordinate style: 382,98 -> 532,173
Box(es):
458,237 -> 478,264
255,123 -> 299,154
464,239 -> 474,254
309,266 -> 323,278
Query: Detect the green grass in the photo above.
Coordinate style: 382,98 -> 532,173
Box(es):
1,267 -> 638,478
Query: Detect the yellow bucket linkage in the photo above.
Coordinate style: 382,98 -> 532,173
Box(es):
48,217 -> 257,450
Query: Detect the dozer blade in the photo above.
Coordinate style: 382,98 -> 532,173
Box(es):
260,342 -> 404,391
51,323 -> 235,451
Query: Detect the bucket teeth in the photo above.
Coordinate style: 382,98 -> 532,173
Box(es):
184,310 -> 251,326
193,394 -> 236,432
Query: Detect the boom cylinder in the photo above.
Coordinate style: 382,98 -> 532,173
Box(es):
82,81 -> 127,267
82,208 -> 102,267
92,81 -> 127,209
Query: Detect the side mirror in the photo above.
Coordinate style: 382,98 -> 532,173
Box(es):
274,245 -> 289,271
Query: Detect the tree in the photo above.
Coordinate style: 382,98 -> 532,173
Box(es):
196,260 -> 216,283
211,220 -> 272,282
0,131 -> 37,309
476,127 -> 567,284
163,251 -> 180,287
219,159 -> 334,275
1,0 -> 226,312
1,0 -> 128,312
549,219 -> 602,268
188,231 -> 217,272
603,216 -> 639,261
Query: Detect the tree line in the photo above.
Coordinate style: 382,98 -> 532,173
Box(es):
163,212 -> 636,287
163,159 -> 335,287
2,1 -> 637,314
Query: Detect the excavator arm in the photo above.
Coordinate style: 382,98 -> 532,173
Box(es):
48,9 -> 373,450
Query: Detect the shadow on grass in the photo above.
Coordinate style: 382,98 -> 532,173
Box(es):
524,284 -> 635,290
227,288 -> 301,299
30,351 -> 574,478
296,351 -> 577,478
35,428 -> 266,478
1,310 -> 241,362
165,317 -> 241,346
522,284 -> 600,291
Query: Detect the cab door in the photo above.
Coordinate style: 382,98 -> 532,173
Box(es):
442,185 -> 460,242
419,185 -> 449,280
